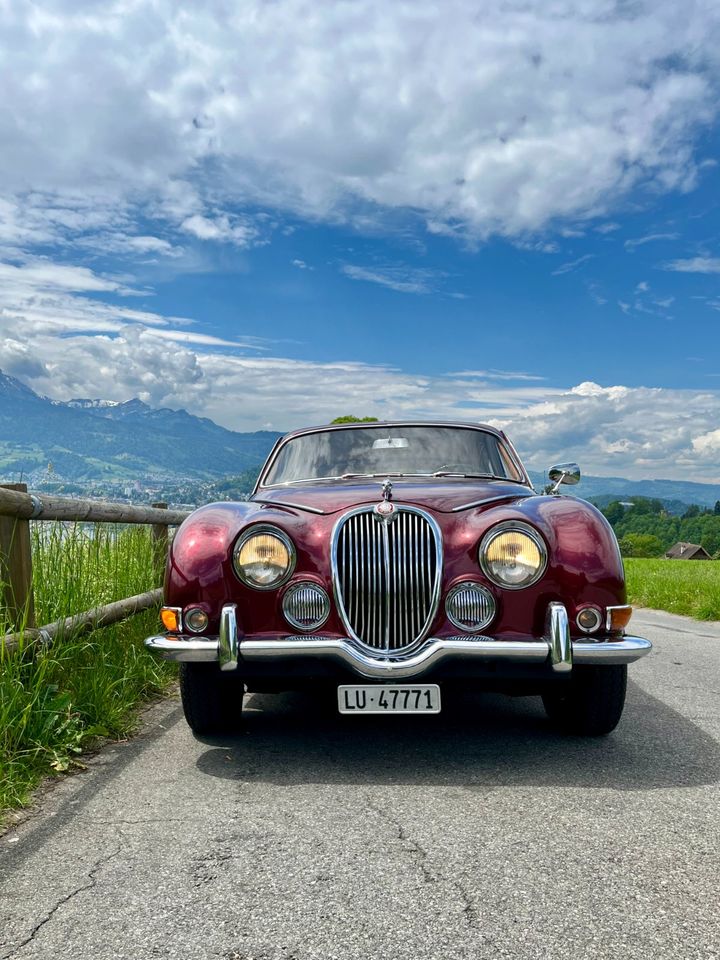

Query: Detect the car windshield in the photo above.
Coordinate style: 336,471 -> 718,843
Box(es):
262,425 -> 526,486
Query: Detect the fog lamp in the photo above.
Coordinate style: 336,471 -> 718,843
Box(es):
283,582 -> 330,631
184,607 -> 209,633
576,606 -> 602,634
446,582 -> 496,633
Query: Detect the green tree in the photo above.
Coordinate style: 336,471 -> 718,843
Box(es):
618,533 -> 665,558
602,501 -> 624,525
331,416 -> 379,424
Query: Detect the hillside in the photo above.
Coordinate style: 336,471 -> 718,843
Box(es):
0,370 -> 281,482
526,471 -> 720,511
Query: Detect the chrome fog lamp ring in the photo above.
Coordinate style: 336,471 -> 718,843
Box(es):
283,581 -> 331,631
445,582 -> 496,633
184,606 -> 209,633
576,605 -> 603,634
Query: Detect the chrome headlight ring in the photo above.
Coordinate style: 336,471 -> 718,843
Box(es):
479,520 -> 548,590
232,524 -> 297,590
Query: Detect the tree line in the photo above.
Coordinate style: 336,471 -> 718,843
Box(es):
598,497 -> 720,558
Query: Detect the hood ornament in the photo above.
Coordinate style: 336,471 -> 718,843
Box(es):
375,478 -> 396,523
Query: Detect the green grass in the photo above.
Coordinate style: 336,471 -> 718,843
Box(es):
0,523 -> 175,816
625,557 -> 720,621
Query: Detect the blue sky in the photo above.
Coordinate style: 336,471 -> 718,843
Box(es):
1,0 -> 720,479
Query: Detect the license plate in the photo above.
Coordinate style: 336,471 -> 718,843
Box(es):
338,684 -> 441,714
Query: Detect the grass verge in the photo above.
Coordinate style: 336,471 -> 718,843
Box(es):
0,523 -> 175,817
625,557 -> 720,621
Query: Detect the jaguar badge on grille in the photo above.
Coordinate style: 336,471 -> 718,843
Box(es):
374,499 -> 396,523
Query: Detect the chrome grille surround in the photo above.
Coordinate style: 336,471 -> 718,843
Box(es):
331,505 -> 443,656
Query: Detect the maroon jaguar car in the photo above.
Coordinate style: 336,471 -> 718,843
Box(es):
145,421 -> 651,736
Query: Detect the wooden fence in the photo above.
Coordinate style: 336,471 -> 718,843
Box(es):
0,483 -> 190,655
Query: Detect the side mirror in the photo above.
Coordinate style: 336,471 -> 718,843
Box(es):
546,463 -> 581,494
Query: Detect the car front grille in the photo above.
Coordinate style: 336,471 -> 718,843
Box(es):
333,506 -> 442,654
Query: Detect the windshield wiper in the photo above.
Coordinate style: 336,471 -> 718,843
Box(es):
431,471 -> 494,478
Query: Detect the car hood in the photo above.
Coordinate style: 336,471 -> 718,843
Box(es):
252,477 -> 535,515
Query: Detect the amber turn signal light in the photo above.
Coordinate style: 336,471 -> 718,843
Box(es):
161,607 -> 182,632
606,605 -> 632,633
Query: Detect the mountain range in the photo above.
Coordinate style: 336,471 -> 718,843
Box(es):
1,369 -> 719,506
0,370 -> 281,482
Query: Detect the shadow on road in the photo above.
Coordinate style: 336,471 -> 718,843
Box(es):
195,682 -> 720,792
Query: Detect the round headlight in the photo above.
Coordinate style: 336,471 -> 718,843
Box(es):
446,582 -> 496,633
283,581 -> 330,631
233,526 -> 295,590
479,522 -> 547,590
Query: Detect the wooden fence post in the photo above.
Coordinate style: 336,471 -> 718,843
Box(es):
151,502 -> 168,585
0,483 -> 36,629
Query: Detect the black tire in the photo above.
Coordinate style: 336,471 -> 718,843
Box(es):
179,663 -> 245,735
542,664 -> 627,736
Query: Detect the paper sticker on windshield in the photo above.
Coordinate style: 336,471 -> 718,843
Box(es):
372,437 -> 409,449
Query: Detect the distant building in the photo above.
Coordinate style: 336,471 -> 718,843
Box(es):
665,542 -> 711,560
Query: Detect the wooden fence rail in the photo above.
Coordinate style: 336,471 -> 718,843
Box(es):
0,483 -> 191,655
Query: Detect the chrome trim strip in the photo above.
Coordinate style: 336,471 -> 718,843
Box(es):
252,498 -> 326,515
547,601 -> 572,673
219,603 -> 239,671
451,493 -> 533,513
144,634 -> 220,662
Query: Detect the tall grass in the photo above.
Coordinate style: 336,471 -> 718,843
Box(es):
0,523 -> 175,815
625,557 -> 720,621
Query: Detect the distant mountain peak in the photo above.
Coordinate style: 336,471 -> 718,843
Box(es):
0,368 -> 43,401
65,398 -> 122,410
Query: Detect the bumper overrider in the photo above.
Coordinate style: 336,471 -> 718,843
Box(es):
145,602 -> 652,681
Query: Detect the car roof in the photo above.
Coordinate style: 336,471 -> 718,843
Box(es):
280,420 -> 506,441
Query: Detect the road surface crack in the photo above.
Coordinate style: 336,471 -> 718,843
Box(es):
1,846 -> 121,959
366,799 -> 436,884
366,798 -> 479,927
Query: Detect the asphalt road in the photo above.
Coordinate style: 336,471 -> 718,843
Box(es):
2,608 -> 719,960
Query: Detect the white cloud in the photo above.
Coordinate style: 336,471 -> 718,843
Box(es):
663,257 -> 720,273
341,264 -> 443,295
180,214 -> 258,247
692,428 -> 720,456
625,232 -> 680,250
0,1 -> 718,244
552,254 -> 595,276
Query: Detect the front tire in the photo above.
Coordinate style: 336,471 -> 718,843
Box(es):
542,664 -> 627,736
179,663 -> 245,735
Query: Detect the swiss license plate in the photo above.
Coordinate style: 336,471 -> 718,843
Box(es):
338,684 -> 441,715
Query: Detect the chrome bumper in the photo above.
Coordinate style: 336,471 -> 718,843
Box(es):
145,601 -> 652,680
